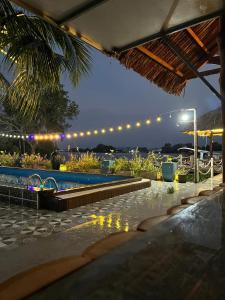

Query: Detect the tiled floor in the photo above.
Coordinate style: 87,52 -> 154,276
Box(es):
0,175 -> 221,250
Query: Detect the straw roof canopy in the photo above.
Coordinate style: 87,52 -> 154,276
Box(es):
117,19 -> 219,95
184,107 -> 223,136
196,107 -> 222,130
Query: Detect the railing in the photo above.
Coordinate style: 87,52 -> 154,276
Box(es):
43,177 -> 59,191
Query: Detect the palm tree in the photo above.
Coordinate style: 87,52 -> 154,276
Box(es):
0,0 -> 91,118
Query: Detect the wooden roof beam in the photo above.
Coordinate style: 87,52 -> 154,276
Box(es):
187,67 -> 221,79
186,27 -> 209,54
137,45 -> 184,78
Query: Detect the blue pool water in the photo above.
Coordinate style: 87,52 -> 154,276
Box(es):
0,167 -> 129,190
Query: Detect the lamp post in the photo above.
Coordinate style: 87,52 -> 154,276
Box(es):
180,108 -> 198,183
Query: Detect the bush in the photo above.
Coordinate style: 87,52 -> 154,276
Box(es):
0,152 -> 19,167
112,158 -> 130,173
167,186 -> 175,194
66,153 -> 100,172
21,153 -> 45,169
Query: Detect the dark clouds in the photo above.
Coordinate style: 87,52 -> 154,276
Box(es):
61,49 -> 220,148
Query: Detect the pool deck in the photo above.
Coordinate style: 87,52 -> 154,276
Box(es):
0,175 -> 222,283
27,190 -> 225,300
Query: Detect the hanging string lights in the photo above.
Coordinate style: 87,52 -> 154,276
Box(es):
0,109 -> 186,142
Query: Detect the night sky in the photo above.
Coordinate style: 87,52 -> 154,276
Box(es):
62,48 -> 220,149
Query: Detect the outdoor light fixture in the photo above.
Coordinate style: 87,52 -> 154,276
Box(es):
145,119 -> 151,125
101,129 -> 106,134
136,122 -> 141,127
180,108 -> 198,183
126,124 -> 131,129
118,126 -> 123,131
80,132 -> 84,137
73,133 -> 78,138
109,128 -> 114,132
66,134 -> 71,139
94,130 -> 98,135
180,113 -> 190,122
156,116 -> 161,123
86,131 -> 91,136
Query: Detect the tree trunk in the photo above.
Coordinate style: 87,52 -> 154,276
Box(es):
218,16 -> 225,183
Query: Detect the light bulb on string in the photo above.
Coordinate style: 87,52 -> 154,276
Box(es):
156,116 -> 162,123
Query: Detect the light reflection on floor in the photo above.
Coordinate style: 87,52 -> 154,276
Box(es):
0,174 -> 222,250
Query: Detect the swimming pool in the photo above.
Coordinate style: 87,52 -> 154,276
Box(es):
0,167 -> 129,190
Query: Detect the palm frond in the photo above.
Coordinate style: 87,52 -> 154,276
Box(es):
0,0 -> 92,116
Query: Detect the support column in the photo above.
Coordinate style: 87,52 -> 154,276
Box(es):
218,16 -> 225,183
209,132 -> 213,158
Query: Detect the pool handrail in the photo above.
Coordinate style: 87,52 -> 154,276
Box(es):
43,177 -> 59,191
28,174 -> 43,187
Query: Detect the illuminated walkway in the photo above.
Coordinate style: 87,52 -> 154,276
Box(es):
0,174 -> 222,282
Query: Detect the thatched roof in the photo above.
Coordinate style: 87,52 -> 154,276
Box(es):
11,1 -> 223,96
184,107 -> 223,136
117,18 -> 219,95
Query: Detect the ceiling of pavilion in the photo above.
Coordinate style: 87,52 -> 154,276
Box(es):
11,0 -> 225,95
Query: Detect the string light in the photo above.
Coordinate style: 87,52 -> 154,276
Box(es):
0,112 -> 183,141
156,116 -> 162,123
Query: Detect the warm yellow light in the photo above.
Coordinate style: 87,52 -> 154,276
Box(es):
66,134 -> 71,139
39,135 -> 43,140
44,135 -> 48,140
145,119 -> 151,125
101,129 -> 106,134
156,116 -> 162,123
54,134 -> 60,140
94,130 -> 98,135
136,122 -> 141,127
118,126 -> 123,131
126,124 -> 131,129
109,127 -> 114,132
34,135 -> 38,140
86,131 -> 91,136
80,132 -> 84,137
73,133 -> 78,138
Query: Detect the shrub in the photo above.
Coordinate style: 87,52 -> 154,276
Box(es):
21,153 -> 45,169
167,186 -> 175,194
65,154 -> 79,171
0,152 -> 19,167
66,153 -> 100,172
112,158 -> 130,173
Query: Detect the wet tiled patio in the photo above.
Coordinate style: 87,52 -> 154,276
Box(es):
0,175 -> 222,282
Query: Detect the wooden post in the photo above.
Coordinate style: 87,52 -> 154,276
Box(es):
218,16 -> 225,183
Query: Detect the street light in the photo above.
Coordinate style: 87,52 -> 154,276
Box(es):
179,108 -> 198,183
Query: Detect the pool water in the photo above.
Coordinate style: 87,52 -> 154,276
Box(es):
0,167 -> 129,191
